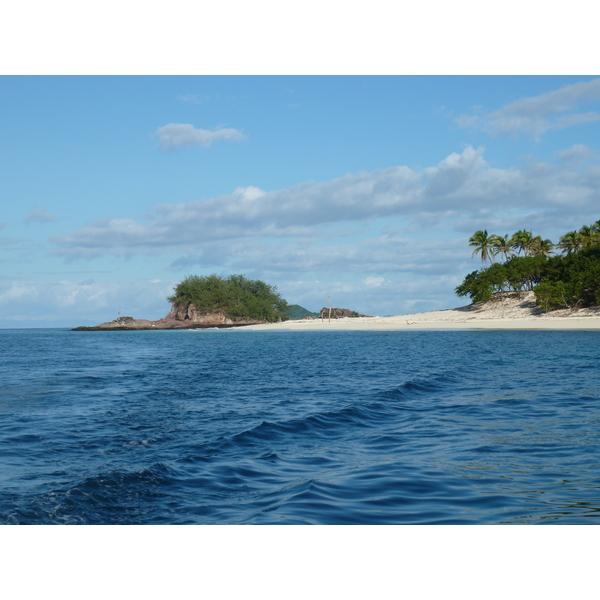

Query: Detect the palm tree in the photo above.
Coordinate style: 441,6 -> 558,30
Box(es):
491,234 -> 514,261
558,230 -> 582,255
524,231 -> 539,256
578,225 -> 596,248
530,236 -> 554,257
578,223 -> 600,248
469,230 -> 496,263
510,229 -> 535,256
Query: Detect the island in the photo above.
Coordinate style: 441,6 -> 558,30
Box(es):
74,220 -> 600,331
72,274 -> 293,330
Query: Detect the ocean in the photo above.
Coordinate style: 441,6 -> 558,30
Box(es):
1,327 -> 600,524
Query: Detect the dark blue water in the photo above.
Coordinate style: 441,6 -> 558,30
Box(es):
1,328 -> 600,524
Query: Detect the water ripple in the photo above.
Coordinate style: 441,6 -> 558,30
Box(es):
2,329 -> 600,523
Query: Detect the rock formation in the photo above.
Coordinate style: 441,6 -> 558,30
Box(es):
72,302 -> 269,331
165,302 -> 237,325
319,307 -> 371,319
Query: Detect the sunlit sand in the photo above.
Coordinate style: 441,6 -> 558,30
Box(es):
236,292 -> 600,331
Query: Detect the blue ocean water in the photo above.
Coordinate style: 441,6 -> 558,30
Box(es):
1,327 -> 600,524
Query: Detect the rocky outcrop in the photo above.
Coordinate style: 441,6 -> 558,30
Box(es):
319,307 -> 371,319
165,302 -> 235,325
112,316 -> 136,326
72,302 -> 269,331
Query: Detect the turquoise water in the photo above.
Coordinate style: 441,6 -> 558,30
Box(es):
1,328 -> 599,524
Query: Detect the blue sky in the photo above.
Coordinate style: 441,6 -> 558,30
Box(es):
2,74 -> 600,327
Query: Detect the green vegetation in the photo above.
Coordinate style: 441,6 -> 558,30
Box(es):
285,304 -> 320,320
456,221 -> 600,311
168,274 -> 290,322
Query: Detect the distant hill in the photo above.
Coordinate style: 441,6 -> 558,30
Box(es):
285,304 -> 320,320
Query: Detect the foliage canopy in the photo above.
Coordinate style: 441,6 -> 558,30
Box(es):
457,221 -> 600,311
168,274 -> 289,322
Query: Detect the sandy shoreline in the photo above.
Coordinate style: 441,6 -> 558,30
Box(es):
235,292 -> 600,331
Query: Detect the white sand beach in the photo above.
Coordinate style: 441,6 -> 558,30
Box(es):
236,292 -> 600,331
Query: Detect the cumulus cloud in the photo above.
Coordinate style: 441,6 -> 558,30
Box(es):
50,146 -> 482,257
154,123 -> 247,148
25,205 -> 56,224
51,145 -> 600,263
457,78 -> 600,139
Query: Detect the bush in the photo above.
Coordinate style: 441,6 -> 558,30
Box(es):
168,274 -> 290,323
534,281 -> 570,312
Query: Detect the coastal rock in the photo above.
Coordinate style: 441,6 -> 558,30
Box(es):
165,302 -> 234,325
112,316 -> 136,325
319,307 -> 370,319
72,302 -> 269,331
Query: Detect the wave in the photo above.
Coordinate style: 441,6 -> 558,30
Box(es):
0,462 -> 180,525
187,371 -> 465,459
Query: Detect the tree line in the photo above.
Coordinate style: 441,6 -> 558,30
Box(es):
456,221 -> 600,311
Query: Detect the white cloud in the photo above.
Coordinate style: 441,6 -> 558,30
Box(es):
363,276 -> 385,288
39,234 -> 474,320
555,144 -> 595,162
0,279 -> 175,326
0,281 -> 40,302
199,235 -> 468,279
154,123 -> 247,148
456,78 -> 600,139
491,79 -> 600,118
25,205 -> 56,224
454,114 -> 480,129
51,145 -> 600,263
